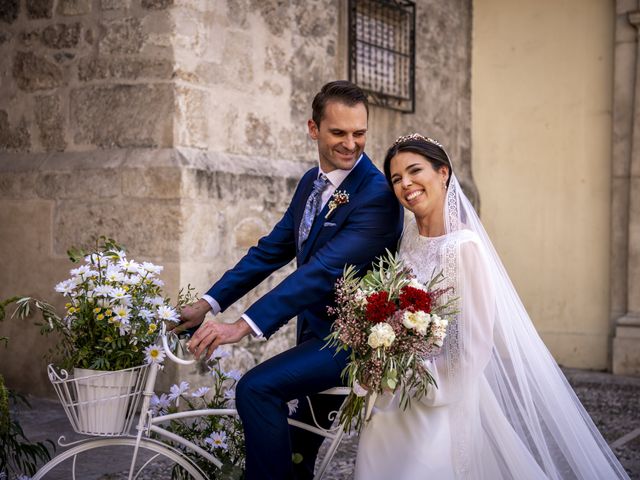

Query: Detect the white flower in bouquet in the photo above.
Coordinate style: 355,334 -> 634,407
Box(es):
367,322 -> 396,349
408,279 -> 429,292
402,310 -> 431,336
429,314 -> 449,347
352,380 -> 369,398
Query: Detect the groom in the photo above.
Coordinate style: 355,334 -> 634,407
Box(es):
179,80 -> 403,479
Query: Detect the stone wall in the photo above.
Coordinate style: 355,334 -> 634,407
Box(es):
0,0 -> 473,395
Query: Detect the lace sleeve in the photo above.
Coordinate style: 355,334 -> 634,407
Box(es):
420,235 -> 495,406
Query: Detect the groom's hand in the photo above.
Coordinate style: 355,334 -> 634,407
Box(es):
171,298 -> 212,333
187,318 -> 252,360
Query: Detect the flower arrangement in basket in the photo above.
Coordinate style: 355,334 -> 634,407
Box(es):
325,250 -> 457,432
152,347 -> 245,480
13,237 -> 189,435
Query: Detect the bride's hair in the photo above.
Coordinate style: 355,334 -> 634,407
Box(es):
383,134 -> 452,188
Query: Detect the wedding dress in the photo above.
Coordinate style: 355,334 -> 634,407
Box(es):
354,174 -> 629,480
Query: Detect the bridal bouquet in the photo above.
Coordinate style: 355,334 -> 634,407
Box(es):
325,251 -> 456,432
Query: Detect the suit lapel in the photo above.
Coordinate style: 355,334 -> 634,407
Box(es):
299,155 -> 372,262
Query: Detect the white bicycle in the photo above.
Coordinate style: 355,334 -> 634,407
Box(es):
32,328 -> 350,480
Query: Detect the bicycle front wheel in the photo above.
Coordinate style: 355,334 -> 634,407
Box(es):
32,436 -> 207,480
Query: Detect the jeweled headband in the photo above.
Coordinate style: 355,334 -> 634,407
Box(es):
393,133 -> 444,149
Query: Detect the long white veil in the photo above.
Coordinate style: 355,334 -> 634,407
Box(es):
444,170 -> 629,479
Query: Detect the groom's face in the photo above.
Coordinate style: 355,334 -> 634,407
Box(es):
308,100 -> 368,173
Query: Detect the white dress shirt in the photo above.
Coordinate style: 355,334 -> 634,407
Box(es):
202,155 -> 362,337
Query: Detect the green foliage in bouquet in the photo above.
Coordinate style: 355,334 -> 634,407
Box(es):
151,349 -> 245,480
325,250 -> 458,432
12,237 -> 188,371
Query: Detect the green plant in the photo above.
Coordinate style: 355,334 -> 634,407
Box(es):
0,298 -> 54,479
151,349 -> 245,479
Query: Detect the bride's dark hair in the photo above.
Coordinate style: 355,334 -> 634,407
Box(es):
383,134 -> 452,188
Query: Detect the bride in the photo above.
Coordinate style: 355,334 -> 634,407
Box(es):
354,134 -> 629,479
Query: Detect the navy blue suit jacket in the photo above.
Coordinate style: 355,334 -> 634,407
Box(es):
207,154 -> 403,341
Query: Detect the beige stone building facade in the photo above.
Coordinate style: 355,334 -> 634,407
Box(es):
0,0 -> 473,395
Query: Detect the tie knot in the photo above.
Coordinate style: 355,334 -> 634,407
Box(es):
312,174 -> 330,193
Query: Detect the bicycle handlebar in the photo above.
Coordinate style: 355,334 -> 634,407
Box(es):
161,324 -> 196,366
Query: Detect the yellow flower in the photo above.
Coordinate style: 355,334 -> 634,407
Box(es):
148,323 -> 158,334
65,302 -> 71,308
123,286 -> 129,292
93,307 -> 101,314
97,314 -> 105,321
105,309 -> 113,316
68,307 -> 76,314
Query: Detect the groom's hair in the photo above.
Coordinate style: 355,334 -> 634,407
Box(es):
311,80 -> 369,127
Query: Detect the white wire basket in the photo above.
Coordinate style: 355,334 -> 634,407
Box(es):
48,363 -> 149,436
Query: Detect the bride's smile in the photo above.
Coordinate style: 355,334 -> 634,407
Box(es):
389,151 -> 449,236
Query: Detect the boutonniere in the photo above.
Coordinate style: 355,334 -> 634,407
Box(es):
325,190 -> 349,219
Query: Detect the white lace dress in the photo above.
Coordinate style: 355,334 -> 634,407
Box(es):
354,218 -> 547,480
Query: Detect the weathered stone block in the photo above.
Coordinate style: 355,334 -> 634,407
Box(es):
121,167 -> 182,199
0,111 -> 30,151
0,0 -> 19,23
100,17 -> 145,54
78,57 -> 173,81
70,84 -> 174,148
54,199 -> 182,259
18,30 -> 40,47
101,0 -> 129,10
53,52 -> 75,63
258,0 -> 290,36
36,169 -> 120,199
41,23 -> 81,48
13,51 -> 64,91
0,30 -> 11,44
57,0 -> 91,16
35,95 -> 67,152
0,171 -> 38,198
26,0 -> 53,18
175,86 -> 208,148
141,0 -> 173,9
245,113 -> 275,155
233,217 -> 269,250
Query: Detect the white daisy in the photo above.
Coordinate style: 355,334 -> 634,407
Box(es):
168,381 -> 190,401
141,261 -> 163,275
191,386 -> 211,398
144,345 -> 166,364
204,431 -> 228,450
287,398 -> 299,416
156,305 -> 179,323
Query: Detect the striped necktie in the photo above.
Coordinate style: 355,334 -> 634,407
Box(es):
298,174 -> 330,250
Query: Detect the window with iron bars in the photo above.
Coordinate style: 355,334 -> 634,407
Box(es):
348,0 -> 416,113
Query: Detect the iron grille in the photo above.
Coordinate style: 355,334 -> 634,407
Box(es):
348,0 -> 416,113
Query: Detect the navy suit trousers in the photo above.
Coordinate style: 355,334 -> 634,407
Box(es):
235,335 -> 348,480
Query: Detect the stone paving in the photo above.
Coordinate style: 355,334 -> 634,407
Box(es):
14,368 -> 640,479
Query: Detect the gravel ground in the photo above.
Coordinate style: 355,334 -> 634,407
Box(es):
15,368 -> 640,479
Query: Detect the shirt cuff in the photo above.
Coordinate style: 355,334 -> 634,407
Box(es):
201,294 -> 221,315
241,314 -> 264,338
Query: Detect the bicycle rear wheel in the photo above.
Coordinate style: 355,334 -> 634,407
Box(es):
32,436 -> 206,480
